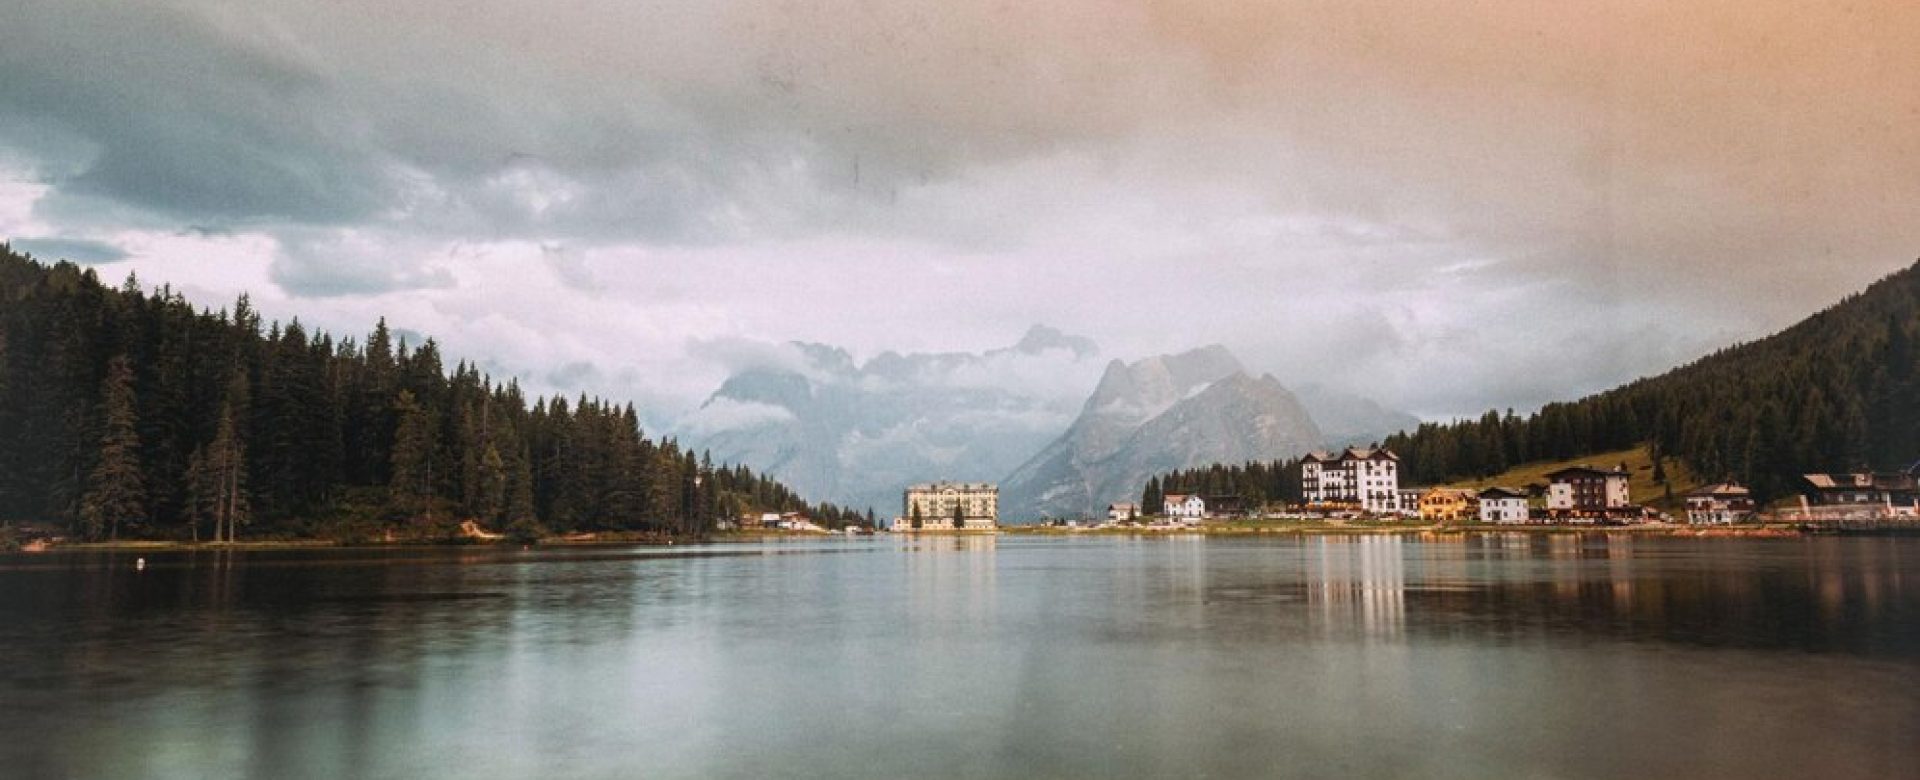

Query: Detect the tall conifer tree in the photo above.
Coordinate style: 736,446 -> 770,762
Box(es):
390,390 -> 434,521
78,355 -> 144,540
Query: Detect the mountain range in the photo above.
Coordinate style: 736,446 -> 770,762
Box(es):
680,332 -> 1415,521
677,326 -> 1107,518
1000,346 -> 1326,520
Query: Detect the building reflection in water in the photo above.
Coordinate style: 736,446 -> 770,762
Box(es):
1164,533 -> 1208,619
1604,533 -> 1637,613
899,534 -> 998,628
1304,535 -> 1406,641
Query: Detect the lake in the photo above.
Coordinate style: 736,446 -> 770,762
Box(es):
2,534 -> 1916,779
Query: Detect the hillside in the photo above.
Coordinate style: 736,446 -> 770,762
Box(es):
1145,258 -> 1919,507
1384,259 -> 1920,501
1439,445 -> 1703,510
0,245 -> 859,541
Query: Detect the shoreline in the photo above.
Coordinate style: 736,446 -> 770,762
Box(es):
5,522 -> 1893,553
9,533 -> 699,553
999,522 -> 1823,538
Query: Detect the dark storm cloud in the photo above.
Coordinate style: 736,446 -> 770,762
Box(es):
0,0 -> 1204,246
0,0 -> 1915,419
0,2 -> 805,241
9,236 -> 128,264
0,3 -> 392,226
265,230 -> 457,298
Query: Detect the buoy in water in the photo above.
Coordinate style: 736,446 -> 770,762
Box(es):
135,557 -> 146,571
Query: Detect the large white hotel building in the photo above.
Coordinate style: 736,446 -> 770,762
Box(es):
1301,448 -> 1406,515
900,482 -> 999,530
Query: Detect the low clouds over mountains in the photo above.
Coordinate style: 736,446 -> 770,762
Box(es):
678,326 -> 1106,517
681,328 -> 1414,521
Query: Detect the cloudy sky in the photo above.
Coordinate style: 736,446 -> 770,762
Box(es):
3,0 -> 1916,424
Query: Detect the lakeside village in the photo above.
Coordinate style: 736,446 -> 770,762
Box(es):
853,448 -> 1920,535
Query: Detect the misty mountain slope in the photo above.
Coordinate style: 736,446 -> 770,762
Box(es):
679,325 -> 1106,515
996,347 -> 1242,518
999,346 -> 1327,520
1295,383 -> 1423,448
1061,345 -> 1245,463
1089,372 -> 1325,511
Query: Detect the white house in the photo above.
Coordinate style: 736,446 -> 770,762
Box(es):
1163,494 -> 1207,521
1301,448 -> 1404,514
1685,483 -> 1755,525
1477,486 -> 1530,524
1107,503 -> 1139,523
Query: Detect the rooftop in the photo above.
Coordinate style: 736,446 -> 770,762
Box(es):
1304,447 -> 1400,463
906,481 -> 998,492
1545,464 -> 1630,479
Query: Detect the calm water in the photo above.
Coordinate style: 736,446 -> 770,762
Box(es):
2,535 -> 1917,779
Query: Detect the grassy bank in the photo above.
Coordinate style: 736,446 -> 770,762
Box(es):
1439,444 -> 1701,509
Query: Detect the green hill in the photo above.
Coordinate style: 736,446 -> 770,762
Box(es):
1385,259 -> 1920,501
1440,444 -> 1702,509
1148,258 -> 1919,507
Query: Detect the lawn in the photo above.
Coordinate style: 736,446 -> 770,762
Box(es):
1440,444 -> 1702,510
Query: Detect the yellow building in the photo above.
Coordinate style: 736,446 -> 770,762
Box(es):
901,482 -> 998,531
1417,488 -> 1479,524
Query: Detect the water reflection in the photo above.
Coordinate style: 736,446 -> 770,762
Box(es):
1303,535 -> 1406,640
899,534 -> 998,622
1,537 -> 1917,778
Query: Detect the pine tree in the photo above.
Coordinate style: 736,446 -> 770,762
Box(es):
212,372 -> 251,542
505,442 -> 539,538
910,503 -> 923,530
1141,476 -> 1162,519
478,444 -> 507,524
78,355 -> 144,540
187,398 -> 250,542
952,501 -> 965,531
390,390 -> 434,522
185,445 -> 209,542
0,328 -> 12,517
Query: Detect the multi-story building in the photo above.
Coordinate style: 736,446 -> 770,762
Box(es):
901,482 -> 998,530
1545,465 -> 1631,513
1685,483 -> 1755,525
1418,488 -> 1477,523
1163,494 -> 1207,521
1477,486 -> 1530,524
1204,495 -> 1248,519
1396,487 -> 1425,517
1302,448 -> 1403,514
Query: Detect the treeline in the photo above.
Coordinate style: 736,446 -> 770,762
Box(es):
0,246 -> 867,541
1144,259 -> 1920,505
1142,459 -> 1304,513
1381,260 -> 1920,500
